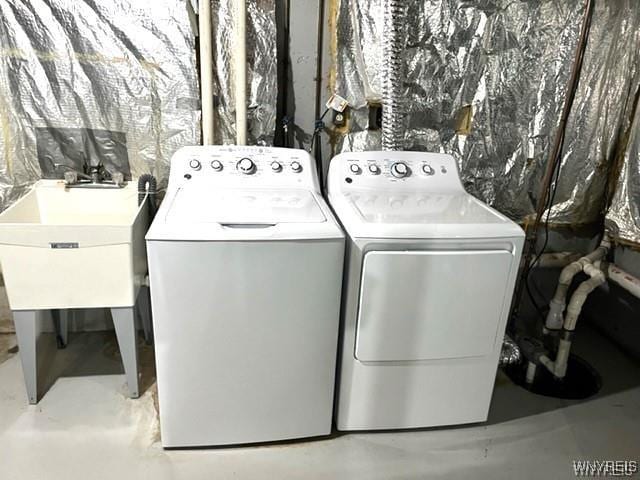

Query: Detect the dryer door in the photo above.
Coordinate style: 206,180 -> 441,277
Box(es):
355,250 -> 513,362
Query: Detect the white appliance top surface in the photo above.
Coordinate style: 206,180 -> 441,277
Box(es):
345,191 -> 508,225
165,187 -> 326,224
147,146 -> 343,241
327,151 -> 524,240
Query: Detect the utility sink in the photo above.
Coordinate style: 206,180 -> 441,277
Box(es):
0,180 -> 148,310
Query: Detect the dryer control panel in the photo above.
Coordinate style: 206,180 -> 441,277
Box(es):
168,146 -> 321,192
327,151 -> 464,194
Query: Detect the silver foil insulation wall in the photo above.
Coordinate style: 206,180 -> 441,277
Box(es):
0,0 -> 278,209
607,94 -> 640,245
331,0 -> 640,244
0,0 -> 201,207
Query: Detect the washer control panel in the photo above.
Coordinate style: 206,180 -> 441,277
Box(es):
328,151 -> 463,194
169,146 -> 320,191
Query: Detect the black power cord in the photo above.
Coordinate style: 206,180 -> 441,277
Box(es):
309,107 -> 330,154
523,0 -> 594,324
525,140 -> 564,320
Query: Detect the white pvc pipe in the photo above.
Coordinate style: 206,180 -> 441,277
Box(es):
540,261 -> 606,380
234,0 -> 247,145
563,262 -> 606,331
544,237 -> 610,330
199,0 -> 215,145
525,361 -> 537,385
607,263 -> 640,299
533,251 -> 582,269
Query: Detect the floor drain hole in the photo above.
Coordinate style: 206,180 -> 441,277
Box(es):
505,354 -> 601,400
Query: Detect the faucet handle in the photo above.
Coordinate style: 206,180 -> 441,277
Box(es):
112,172 -> 125,187
64,171 -> 78,185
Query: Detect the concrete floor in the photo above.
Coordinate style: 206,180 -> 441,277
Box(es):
0,327 -> 638,480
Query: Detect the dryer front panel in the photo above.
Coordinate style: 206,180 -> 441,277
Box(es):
355,249 -> 513,362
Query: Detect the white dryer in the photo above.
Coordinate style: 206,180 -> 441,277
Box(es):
146,146 -> 344,447
327,151 -> 524,430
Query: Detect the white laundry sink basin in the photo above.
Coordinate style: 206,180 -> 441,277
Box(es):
0,180 -> 148,310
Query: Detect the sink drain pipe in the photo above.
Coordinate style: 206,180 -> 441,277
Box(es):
138,174 -> 157,219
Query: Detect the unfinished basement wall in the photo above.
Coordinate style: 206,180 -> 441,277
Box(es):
0,0 -> 201,207
328,0 -> 640,240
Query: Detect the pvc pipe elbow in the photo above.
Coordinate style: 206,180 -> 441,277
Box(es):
558,261 -> 582,285
564,274 -> 605,331
545,298 -> 565,330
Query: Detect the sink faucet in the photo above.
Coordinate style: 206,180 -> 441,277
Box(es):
47,158 -> 125,188
88,163 -> 106,184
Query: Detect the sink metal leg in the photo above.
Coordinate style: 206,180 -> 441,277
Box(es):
52,309 -> 69,349
137,287 -> 153,345
12,310 -> 41,404
60,310 -> 69,347
111,307 -> 140,398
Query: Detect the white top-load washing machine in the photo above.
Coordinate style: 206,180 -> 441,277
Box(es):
146,146 -> 344,447
327,151 -> 524,430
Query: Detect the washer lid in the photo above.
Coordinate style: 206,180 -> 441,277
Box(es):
165,187 -> 326,224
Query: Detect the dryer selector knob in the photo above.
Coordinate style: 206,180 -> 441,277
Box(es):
390,162 -> 409,178
422,164 -> 435,176
189,159 -> 202,171
211,160 -> 223,171
237,158 -> 256,174
291,161 -> 303,173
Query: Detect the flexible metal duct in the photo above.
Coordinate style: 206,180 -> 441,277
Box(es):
499,335 -> 521,366
381,0 -> 406,151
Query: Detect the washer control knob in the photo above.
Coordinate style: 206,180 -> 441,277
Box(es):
271,161 -> 283,172
291,161 -> 303,173
189,159 -> 201,171
349,164 -> 362,175
422,164 -> 435,176
390,162 -> 409,178
368,164 -> 381,175
237,158 -> 256,174
211,160 -> 223,171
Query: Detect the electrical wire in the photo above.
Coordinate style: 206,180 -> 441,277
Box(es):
519,0 -> 594,324
309,107 -> 330,154
525,137 -> 564,320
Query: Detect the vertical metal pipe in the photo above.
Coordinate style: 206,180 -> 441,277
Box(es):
381,0 -> 406,151
235,0 -> 248,145
199,0 -> 215,145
